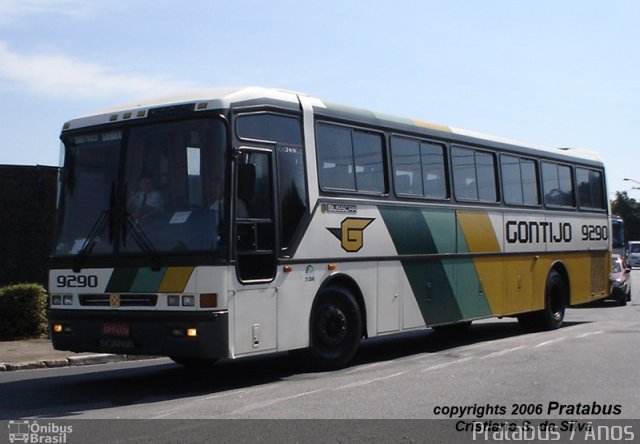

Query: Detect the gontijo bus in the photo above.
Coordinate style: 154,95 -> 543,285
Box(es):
49,87 -> 610,369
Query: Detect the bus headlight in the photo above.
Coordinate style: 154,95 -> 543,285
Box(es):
62,295 -> 74,306
182,295 -> 195,307
51,295 -> 62,306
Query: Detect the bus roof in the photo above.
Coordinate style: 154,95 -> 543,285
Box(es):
62,86 -> 602,163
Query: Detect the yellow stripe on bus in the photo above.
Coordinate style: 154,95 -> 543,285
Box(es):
158,266 -> 195,293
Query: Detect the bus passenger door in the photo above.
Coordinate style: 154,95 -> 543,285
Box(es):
231,148 -> 278,355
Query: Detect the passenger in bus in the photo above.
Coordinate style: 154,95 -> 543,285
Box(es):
127,174 -> 164,219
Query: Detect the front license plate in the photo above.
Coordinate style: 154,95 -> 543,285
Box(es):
102,323 -> 130,337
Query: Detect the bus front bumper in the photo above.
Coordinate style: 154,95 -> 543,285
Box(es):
48,309 -> 229,359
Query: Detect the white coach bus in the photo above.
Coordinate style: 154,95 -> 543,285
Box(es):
49,87 -> 610,369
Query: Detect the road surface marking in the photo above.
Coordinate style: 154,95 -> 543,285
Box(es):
534,336 -> 566,348
481,345 -> 526,359
420,356 -> 473,372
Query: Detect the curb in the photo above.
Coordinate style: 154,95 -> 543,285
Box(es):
0,354 -> 161,371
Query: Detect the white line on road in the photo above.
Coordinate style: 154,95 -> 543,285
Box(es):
420,356 -> 473,372
341,361 -> 389,375
334,370 -> 408,390
576,330 -> 603,338
481,345 -> 526,359
150,389 -> 252,418
226,388 -> 326,416
534,336 -> 566,348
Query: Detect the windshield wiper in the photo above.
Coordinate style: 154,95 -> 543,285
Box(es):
72,182 -> 116,272
72,210 -> 110,272
123,213 -> 161,270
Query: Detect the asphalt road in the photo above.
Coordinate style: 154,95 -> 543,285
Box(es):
1,271 -> 639,441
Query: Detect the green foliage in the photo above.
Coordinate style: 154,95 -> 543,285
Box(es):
611,192 -> 640,241
0,283 -> 48,340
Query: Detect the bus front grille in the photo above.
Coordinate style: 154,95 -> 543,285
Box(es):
79,294 -> 158,307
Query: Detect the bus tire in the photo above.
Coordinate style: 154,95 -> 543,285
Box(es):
520,269 -> 566,331
541,269 -> 567,329
303,285 -> 362,370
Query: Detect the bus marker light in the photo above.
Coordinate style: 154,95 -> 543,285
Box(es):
283,266 -> 293,273
327,263 -> 337,271
182,295 -> 195,307
186,328 -> 198,337
200,293 -> 217,308
167,295 -> 180,306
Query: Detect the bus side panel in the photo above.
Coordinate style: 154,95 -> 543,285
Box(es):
272,263 -> 321,353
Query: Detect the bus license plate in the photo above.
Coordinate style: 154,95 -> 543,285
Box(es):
102,323 -> 130,337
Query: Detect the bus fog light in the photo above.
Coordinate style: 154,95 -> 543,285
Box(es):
182,295 -> 195,307
167,295 -> 180,306
62,295 -> 73,306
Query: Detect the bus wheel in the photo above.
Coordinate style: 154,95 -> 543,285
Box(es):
520,269 -> 566,331
170,357 -> 217,370
541,269 -> 567,329
304,286 -> 362,370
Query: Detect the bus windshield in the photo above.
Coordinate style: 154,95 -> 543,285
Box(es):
54,118 -> 228,259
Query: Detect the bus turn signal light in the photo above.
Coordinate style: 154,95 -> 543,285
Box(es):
200,293 -> 217,308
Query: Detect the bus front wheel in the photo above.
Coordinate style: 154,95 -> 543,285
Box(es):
303,285 -> 362,370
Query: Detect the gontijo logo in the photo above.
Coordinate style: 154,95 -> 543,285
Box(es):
327,217 -> 375,252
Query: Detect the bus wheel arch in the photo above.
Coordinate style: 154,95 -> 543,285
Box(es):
303,275 -> 366,369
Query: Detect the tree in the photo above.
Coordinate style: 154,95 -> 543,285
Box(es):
611,191 -> 640,241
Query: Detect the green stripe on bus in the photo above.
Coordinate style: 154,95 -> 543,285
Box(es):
380,206 -> 493,324
380,207 -> 462,325
105,268 -> 138,293
130,267 -> 167,293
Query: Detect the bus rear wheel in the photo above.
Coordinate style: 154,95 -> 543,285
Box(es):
518,269 -> 566,331
303,286 -> 362,370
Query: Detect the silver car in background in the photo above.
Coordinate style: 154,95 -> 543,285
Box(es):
628,241 -> 640,268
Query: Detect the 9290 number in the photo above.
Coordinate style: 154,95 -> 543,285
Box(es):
56,274 -> 98,288
581,224 -> 608,241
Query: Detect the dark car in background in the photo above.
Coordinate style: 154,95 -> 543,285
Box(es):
609,254 -> 631,306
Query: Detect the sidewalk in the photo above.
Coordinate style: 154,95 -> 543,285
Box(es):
0,338 -> 157,371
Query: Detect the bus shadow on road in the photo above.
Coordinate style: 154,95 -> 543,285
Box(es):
2,318 -> 592,419
346,317 -> 589,368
